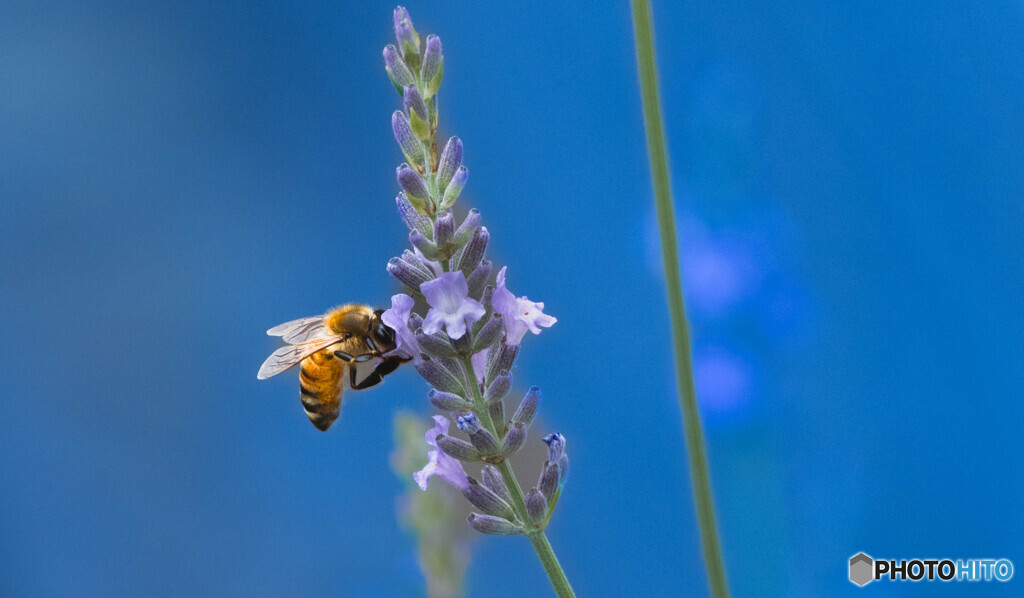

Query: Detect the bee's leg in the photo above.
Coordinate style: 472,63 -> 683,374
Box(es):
351,356 -> 408,390
334,350 -> 355,362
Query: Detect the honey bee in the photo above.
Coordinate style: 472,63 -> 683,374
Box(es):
257,304 -> 409,431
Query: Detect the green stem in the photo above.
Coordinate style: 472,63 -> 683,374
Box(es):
630,2 -> 730,597
525,527 -> 575,598
461,357 -> 576,598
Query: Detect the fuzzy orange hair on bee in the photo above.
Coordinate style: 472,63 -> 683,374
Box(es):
258,304 -> 409,431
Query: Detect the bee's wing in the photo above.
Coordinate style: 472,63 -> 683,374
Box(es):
267,316 -> 324,339
282,322 -> 328,344
257,335 -> 342,380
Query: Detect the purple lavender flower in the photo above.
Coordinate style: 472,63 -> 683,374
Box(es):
414,415 -> 470,492
491,266 -> 557,345
381,293 -> 421,359
421,272 -> 485,340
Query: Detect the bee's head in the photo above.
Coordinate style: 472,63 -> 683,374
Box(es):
372,309 -> 397,350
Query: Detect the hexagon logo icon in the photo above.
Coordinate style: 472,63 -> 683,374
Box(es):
849,553 -> 874,586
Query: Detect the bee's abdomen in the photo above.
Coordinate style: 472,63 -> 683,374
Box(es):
298,350 -> 344,431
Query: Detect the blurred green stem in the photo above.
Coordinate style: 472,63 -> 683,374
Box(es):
630,1 -> 730,597
462,357 -> 576,598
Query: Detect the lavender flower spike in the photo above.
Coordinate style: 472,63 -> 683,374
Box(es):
414,415 -> 470,492
377,9 -> 575,595
492,266 -> 557,345
421,272 -> 486,340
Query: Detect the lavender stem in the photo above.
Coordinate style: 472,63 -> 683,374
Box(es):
630,1 -> 730,597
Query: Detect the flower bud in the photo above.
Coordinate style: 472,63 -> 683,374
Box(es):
463,477 -> 514,519
392,110 -> 426,166
436,434 -> 482,462
421,34 -> 443,98
512,386 -> 540,427
402,249 -> 438,276
409,312 -> 424,331
455,412 -> 481,435
396,193 -> 433,238
487,398 -> 504,430
466,260 -> 493,300
525,488 -> 548,526
452,207 -> 480,247
440,165 -> 468,209
409,230 -> 438,260
485,342 -> 519,387
457,413 -> 501,456
538,461 -> 560,501
393,7 -> 420,66
415,330 -> 459,358
433,209 -> 456,249
458,226 -> 488,276
414,358 -> 465,395
387,256 -> 432,290
429,389 -> 471,411
502,422 -> 526,456
485,374 -> 511,404
543,433 -> 566,462
437,136 -> 463,192
557,454 -> 570,487
396,163 -> 430,202
480,465 -> 511,503
403,85 -> 430,140
383,45 -> 416,91
467,513 -> 520,536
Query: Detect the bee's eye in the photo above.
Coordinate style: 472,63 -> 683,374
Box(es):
374,323 -> 395,345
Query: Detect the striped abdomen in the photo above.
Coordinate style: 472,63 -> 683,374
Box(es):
298,348 -> 344,431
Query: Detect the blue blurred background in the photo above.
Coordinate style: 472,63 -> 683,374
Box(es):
2,1 -> 1022,596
